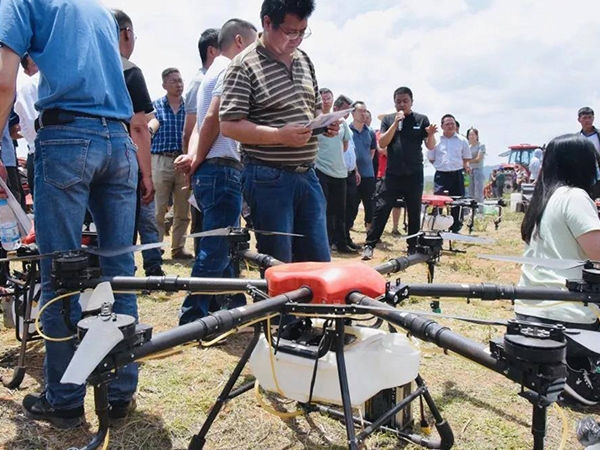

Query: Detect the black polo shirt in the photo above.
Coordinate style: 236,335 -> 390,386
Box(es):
380,111 -> 430,176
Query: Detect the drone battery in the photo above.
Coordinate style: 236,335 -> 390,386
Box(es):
362,382 -> 414,431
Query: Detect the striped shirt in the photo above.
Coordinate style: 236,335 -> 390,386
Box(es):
219,37 -> 322,165
151,96 -> 185,154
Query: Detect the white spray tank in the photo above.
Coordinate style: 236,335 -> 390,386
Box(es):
249,322 -> 420,407
422,214 -> 454,232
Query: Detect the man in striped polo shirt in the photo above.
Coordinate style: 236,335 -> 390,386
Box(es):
220,0 -> 338,263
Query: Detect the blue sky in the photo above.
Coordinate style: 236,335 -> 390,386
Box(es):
22,0 -> 594,171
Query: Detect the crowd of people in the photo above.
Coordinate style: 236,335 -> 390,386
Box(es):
1,0 -> 600,435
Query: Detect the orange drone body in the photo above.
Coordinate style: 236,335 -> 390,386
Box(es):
421,194 -> 454,207
266,262 -> 387,305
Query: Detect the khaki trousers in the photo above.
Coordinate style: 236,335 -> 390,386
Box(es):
151,154 -> 190,254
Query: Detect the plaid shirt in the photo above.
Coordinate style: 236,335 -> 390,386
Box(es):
151,96 -> 185,154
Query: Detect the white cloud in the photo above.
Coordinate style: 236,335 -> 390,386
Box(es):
16,0 -> 600,170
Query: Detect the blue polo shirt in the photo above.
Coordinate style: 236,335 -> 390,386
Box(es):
0,0 -> 133,120
350,123 -> 377,178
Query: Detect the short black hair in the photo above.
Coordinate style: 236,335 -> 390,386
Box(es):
351,100 -> 366,109
319,88 -> 333,96
441,114 -> 456,125
198,28 -> 219,64
334,94 -> 353,109
393,86 -> 413,100
161,67 -> 180,82
112,9 -> 132,30
218,19 -> 257,51
578,106 -> 595,117
260,0 -> 315,28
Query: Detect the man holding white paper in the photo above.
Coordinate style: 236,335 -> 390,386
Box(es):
220,0 -> 338,263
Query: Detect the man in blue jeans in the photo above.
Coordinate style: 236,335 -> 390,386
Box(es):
175,19 -> 257,324
0,0 -> 138,429
220,0 -> 337,263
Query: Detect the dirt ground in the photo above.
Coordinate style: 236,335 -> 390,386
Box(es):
0,209 -> 596,450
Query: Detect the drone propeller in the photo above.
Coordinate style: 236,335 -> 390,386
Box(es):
440,232 -> 495,245
398,232 -> 424,241
185,226 -> 303,239
61,282 -> 126,385
87,241 -> 166,258
477,254 -> 585,270
0,240 -> 167,264
79,281 -> 114,313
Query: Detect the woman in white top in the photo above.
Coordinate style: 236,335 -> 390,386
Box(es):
515,134 -> 600,405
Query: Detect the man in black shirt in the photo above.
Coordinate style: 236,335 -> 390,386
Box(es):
362,86 -> 437,260
115,9 -> 164,276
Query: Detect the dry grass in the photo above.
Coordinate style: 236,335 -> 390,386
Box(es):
0,210 -> 595,450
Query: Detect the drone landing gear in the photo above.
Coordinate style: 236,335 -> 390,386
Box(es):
187,318 -> 454,450
2,262 -> 40,388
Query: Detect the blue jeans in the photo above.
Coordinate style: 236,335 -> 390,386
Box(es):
468,167 -> 485,205
34,117 -> 138,410
242,164 -> 330,263
137,199 -> 163,274
179,162 -> 245,324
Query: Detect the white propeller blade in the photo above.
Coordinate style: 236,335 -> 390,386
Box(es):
61,316 -> 124,385
477,254 -> 585,270
441,232 -> 495,245
81,281 -> 115,312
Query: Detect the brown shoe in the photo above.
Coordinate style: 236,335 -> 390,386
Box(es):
171,249 -> 194,260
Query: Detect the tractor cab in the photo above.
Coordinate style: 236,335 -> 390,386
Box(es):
498,143 -> 543,173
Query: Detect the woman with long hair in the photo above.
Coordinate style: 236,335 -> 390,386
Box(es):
515,134 -> 600,405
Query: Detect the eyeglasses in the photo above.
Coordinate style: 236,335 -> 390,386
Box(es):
119,27 -> 137,41
280,26 -> 312,41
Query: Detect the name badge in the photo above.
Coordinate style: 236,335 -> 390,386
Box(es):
413,126 -> 421,129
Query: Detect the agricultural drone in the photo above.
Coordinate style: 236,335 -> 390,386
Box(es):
1,227 -> 596,450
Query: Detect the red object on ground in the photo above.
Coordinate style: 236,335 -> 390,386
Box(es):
422,194 -> 454,207
266,262 -> 387,305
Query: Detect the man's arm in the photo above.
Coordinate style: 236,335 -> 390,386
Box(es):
182,112 -> 196,154
190,96 -> 221,173
221,120 -> 312,148
425,124 -> 437,150
0,46 -> 20,183
379,112 -> 404,149
130,111 -> 154,204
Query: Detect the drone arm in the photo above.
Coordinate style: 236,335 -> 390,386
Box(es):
239,250 -> 284,269
110,287 -> 312,370
405,283 -> 600,303
374,252 -> 432,275
62,276 -> 268,293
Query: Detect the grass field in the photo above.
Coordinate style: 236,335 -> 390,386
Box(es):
0,210 -> 596,450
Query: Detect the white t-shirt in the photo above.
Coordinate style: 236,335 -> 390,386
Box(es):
515,186 -> 600,323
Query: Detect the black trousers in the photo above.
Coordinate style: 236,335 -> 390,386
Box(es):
366,171 -> 423,250
316,169 -> 347,246
434,170 -> 464,233
6,166 -> 25,210
345,170 -> 358,242
347,176 -> 376,229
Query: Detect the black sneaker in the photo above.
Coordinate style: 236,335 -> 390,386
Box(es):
108,396 -> 137,420
347,240 -> 361,251
22,392 -> 85,429
564,360 -> 600,406
361,246 -> 374,261
335,243 -> 359,254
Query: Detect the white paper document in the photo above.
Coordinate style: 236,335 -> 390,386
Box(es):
304,108 -> 354,130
